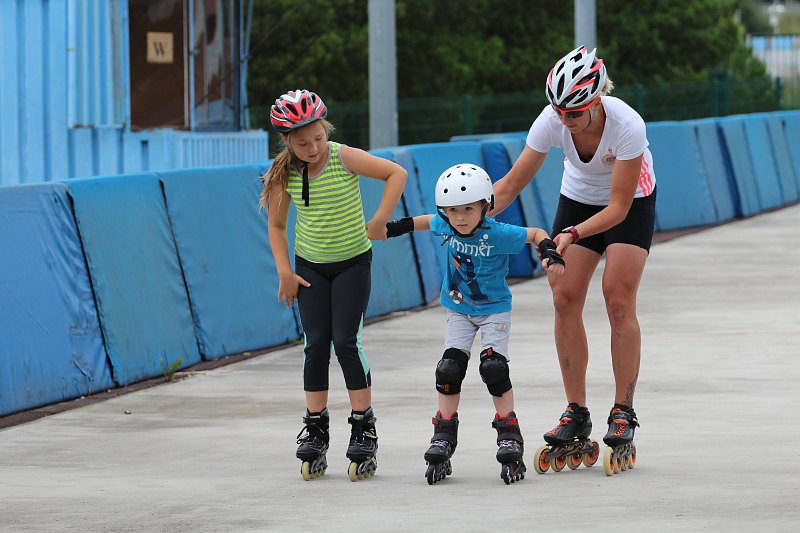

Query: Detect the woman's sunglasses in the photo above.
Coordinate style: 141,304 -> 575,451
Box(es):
551,96 -> 600,119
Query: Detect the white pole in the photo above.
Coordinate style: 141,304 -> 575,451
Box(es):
368,0 -> 398,149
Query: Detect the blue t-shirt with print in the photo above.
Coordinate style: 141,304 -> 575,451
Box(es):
430,215 -> 528,315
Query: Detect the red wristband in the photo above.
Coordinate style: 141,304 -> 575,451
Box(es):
561,226 -> 580,244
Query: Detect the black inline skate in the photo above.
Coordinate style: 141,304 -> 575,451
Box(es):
533,403 -> 599,474
493,412 -> 526,484
602,404 -> 639,476
424,412 -> 459,485
346,407 -> 378,481
296,408 -> 330,481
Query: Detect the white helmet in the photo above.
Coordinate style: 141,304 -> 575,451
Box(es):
435,164 -> 494,208
546,46 -> 607,109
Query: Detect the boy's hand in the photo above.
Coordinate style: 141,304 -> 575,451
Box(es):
537,238 -> 565,274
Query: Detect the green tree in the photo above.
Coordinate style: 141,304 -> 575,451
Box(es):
245,0 -> 773,139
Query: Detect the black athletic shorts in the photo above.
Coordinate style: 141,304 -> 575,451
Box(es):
550,186 -> 657,255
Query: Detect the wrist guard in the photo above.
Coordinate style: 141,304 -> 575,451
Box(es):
386,217 -> 415,238
538,238 -> 565,267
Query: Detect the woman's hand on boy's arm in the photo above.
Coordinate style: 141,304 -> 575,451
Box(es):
526,228 -> 565,274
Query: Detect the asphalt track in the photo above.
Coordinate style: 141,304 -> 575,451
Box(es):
1,204 -> 799,532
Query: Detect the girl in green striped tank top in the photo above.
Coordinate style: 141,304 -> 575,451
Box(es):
260,90 -> 407,481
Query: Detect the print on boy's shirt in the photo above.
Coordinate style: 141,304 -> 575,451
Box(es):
448,249 -> 488,304
430,216 -> 528,316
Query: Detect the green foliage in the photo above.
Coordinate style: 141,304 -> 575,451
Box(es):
246,0 -> 776,143
162,358 -> 183,382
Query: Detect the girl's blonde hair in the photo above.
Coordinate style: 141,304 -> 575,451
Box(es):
259,119 -> 335,211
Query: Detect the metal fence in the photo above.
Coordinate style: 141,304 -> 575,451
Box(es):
251,75 -> 799,155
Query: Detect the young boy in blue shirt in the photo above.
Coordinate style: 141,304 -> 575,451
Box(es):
386,163 -> 564,485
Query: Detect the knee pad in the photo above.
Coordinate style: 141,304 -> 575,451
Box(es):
435,348 -> 469,395
479,348 -> 512,397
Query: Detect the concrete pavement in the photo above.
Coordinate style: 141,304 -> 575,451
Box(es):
2,204 -> 799,532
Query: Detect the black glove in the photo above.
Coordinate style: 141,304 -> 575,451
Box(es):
386,217 -> 415,238
537,238 -> 565,267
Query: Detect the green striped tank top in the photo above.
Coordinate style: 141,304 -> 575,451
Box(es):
286,142 -> 371,263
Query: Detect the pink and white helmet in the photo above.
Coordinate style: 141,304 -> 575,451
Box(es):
269,89 -> 327,133
546,46 -> 607,110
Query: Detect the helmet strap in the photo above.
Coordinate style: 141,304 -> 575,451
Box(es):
301,163 -> 310,206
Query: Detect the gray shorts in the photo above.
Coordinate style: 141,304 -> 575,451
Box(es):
444,310 -> 512,359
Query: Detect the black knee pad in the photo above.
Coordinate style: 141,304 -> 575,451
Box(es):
435,348 -> 469,395
479,347 -> 512,397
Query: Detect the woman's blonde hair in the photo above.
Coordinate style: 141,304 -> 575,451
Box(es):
602,76 -> 615,96
259,119 -> 335,211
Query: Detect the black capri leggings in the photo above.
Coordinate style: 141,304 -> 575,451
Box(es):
294,249 -> 372,392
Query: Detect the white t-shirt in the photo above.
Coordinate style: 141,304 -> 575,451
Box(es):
526,95 -> 656,206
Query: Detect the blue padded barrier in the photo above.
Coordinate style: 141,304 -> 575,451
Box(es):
371,148 -> 440,304
741,115 -> 785,210
496,138 -> 550,232
691,119 -> 738,222
532,147 -> 566,230
779,110 -> 800,195
0,183 -> 114,416
159,165 -> 299,359
481,141 -> 535,276
450,132 -> 527,142
405,142 -> 485,277
66,174 -> 201,385
646,122 -> 718,229
763,115 -> 799,203
718,117 -> 762,216
359,171 -> 428,318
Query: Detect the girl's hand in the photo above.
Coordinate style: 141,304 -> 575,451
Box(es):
277,272 -> 311,307
366,217 -> 389,241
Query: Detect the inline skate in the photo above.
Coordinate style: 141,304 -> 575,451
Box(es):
493,412 -> 526,484
346,407 -> 378,481
602,404 -> 639,476
424,412 -> 458,485
533,403 -> 599,474
296,408 -> 330,481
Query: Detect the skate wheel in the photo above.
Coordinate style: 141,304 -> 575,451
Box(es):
551,451 -> 567,472
533,445 -> 551,474
628,444 -> 637,468
602,446 -> 614,476
301,461 -> 311,481
583,440 -> 600,467
426,464 -> 436,485
348,462 -> 359,482
567,452 -> 582,470
614,456 -> 622,474
501,464 -> 511,485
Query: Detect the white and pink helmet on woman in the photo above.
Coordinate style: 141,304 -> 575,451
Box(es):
545,46 -> 607,110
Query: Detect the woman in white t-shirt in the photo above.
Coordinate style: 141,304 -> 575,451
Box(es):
492,47 -> 656,468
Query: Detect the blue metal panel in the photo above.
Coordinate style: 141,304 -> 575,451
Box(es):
47,0 -> 71,181
0,1 -> 22,185
66,173 -> 201,385
68,0 -> 120,127
0,183 -> 114,416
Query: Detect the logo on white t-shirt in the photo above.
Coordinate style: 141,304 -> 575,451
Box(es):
601,148 -> 616,166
